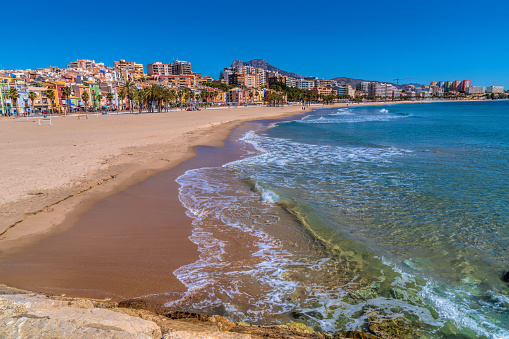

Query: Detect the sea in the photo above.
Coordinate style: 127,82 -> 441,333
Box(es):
170,101 -> 509,338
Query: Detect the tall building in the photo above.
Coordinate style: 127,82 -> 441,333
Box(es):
460,80 -> 471,92
356,81 -> 370,93
444,81 -> 453,92
453,80 -> 461,91
171,60 -> 192,75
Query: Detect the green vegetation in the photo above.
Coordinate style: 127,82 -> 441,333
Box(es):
46,89 -> 55,113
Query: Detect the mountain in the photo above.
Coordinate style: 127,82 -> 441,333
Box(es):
331,77 -> 371,88
230,59 -> 422,89
231,59 -> 303,79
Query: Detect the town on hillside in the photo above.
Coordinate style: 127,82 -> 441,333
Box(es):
0,59 -> 506,116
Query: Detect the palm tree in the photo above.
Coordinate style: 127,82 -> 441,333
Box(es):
9,88 -> 19,116
123,80 -> 136,113
169,89 -> 176,106
135,87 -> 145,114
127,90 -> 135,114
118,88 -> 126,111
61,86 -> 72,115
96,94 -> 103,109
46,89 -> 55,114
81,91 -> 90,111
28,91 -> 37,115
201,90 -> 209,105
106,93 -> 114,108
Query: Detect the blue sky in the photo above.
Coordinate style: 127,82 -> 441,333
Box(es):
2,0 -> 508,87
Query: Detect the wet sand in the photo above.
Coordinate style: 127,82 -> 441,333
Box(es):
0,119 -> 273,303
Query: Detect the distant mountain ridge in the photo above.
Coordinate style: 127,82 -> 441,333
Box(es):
231,59 -> 304,79
231,59 -> 421,88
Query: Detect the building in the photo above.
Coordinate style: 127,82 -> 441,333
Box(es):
227,88 -> 246,104
296,79 -> 315,90
466,86 -> 485,95
453,80 -> 461,92
486,86 -> 504,93
0,73 -> 11,115
313,87 -> 334,97
356,81 -> 370,93
158,75 -> 197,88
460,80 -> 471,92
228,73 -> 260,88
113,59 -> 145,80
369,82 -> 400,99
334,85 -> 355,98
315,79 -> 336,88
147,62 -> 172,76
171,60 -> 191,75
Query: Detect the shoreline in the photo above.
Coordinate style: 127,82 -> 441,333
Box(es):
0,101 -> 430,303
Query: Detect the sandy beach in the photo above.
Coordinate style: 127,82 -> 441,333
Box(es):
0,102 -> 407,302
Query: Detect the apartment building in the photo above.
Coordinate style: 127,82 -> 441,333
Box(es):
296,79 -> 315,90
171,60 -> 192,75
147,62 -> 172,76
487,86 -> 504,93
113,59 -> 145,80
466,86 -> 485,95
228,73 -> 260,88
227,88 -> 246,104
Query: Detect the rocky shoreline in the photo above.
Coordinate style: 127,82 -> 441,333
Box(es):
0,284 -> 378,338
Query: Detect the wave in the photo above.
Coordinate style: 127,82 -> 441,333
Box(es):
296,109 -> 408,125
170,108 -> 509,337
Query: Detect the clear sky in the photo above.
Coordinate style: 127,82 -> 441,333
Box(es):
2,0 -> 508,87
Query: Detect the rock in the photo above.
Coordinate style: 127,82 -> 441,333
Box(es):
282,322 -> 316,334
336,331 -> 379,339
501,271 -> 509,283
163,331 -> 251,338
0,294 -> 161,338
209,314 -> 235,331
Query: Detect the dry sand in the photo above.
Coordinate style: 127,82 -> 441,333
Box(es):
0,106 -> 314,246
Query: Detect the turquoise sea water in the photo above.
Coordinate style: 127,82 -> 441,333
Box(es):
173,101 -> 509,338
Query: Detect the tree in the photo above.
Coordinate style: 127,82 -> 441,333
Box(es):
106,92 -> 114,107
134,87 -> 145,114
28,91 -> 37,115
127,89 -> 136,113
9,88 -> 20,116
46,89 -> 55,114
96,94 -> 103,109
219,70 -> 224,79
123,80 -> 136,113
81,91 -> 90,111
118,88 -> 126,111
61,86 -> 72,115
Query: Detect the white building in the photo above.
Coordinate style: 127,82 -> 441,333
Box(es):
466,86 -> 485,95
486,86 -> 504,93
296,79 -> 315,90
